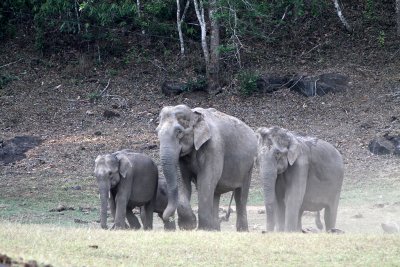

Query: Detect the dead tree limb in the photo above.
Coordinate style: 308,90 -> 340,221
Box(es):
333,0 -> 352,32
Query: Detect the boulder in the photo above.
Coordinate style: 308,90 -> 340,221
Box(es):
255,72 -> 349,97
369,134 -> 400,156
288,73 -> 349,97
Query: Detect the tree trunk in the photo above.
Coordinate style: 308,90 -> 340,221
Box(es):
333,0 -> 352,32
207,0 -> 220,92
176,0 -> 190,56
193,0 -> 209,66
397,0 -> 400,36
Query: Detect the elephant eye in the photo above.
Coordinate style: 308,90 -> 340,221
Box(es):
176,128 -> 184,138
108,171 -> 112,176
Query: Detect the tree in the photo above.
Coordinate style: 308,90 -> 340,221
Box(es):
176,0 -> 190,56
397,0 -> 400,36
193,0 -> 221,93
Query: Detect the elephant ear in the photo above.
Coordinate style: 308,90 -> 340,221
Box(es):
287,136 -> 301,166
192,111 -> 211,150
115,153 -> 133,179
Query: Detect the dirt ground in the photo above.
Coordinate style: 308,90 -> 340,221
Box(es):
1,21 -> 400,233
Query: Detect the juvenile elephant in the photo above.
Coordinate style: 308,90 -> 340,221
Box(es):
121,175 -> 176,230
156,105 -> 257,231
94,150 -> 158,230
256,126 -> 344,232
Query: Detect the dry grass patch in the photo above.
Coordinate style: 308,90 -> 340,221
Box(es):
1,222 -> 399,266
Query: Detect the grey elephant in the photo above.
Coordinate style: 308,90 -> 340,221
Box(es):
156,104 -> 257,231
153,175 -> 176,230
94,150 -> 158,230
256,126 -> 344,232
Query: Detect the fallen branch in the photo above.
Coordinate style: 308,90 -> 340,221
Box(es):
99,78 -> 111,96
0,58 -> 23,69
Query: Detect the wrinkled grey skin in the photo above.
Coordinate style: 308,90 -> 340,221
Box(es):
117,175 -> 176,231
153,175 -> 176,230
256,126 -> 344,232
94,150 -> 158,230
157,105 -> 257,231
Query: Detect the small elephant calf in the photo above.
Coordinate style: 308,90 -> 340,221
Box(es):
94,150 -> 175,230
94,150 -> 157,230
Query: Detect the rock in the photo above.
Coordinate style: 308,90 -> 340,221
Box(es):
351,213 -> 363,219
369,137 -> 395,155
161,81 -> 188,96
161,80 -> 207,96
74,218 -> 89,224
381,222 -> 399,233
86,110 -> 95,116
103,109 -> 120,118
256,74 -> 290,93
94,131 -> 102,136
50,204 -> 75,212
140,144 -> 158,151
369,134 -> 400,156
288,73 -> 349,97
258,209 -> 266,214
71,185 -> 82,190
0,253 -> 11,265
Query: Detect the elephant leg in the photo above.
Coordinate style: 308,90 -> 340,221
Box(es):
158,213 -> 176,231
197,172 -> 219,230
141,201 -> 154,230
212,194 -> 221,231
113,194 -> 129,229
177,164 -> 196,230
126,208 -> 141,230
297,210 -> 304,231
275,176 -> 285,232
234,187 -> 249,232
235,167 -> 252,232
284,166 -> 308,232
109,193 -> 116,222
325,197 -> 340,231
315,210 -> 323,230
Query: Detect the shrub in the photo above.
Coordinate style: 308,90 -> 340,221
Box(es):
237,70 -> 260,96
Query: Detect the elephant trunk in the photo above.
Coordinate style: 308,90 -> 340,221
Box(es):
260,157 -> 278,232
160,145 -> 179,222
99,185 -> 110,229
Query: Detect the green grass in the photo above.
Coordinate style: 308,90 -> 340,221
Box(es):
0,222 -> 399,266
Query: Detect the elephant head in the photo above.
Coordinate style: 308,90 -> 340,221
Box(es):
255,126 -> 301,231
94,152 -> 133,229
156,105 -> 211,221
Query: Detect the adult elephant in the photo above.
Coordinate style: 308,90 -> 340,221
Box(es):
156,105 -> 257,231
256,126 -> 344,232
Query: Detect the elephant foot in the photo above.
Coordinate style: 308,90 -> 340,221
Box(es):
178,217 -> 197,230
111,222 -> 128,230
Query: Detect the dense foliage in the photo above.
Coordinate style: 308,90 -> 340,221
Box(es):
0,0 -> 333,50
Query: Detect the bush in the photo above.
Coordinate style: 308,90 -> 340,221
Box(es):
237,70 -> 260,96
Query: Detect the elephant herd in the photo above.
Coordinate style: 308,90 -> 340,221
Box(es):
94,104 -> 344,232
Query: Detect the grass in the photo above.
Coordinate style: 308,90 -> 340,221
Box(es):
0,222 -> 399,266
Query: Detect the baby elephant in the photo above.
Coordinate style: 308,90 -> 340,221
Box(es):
256,126 -> 344,232
94,150 -> 158,230
129,175 -> 176,230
